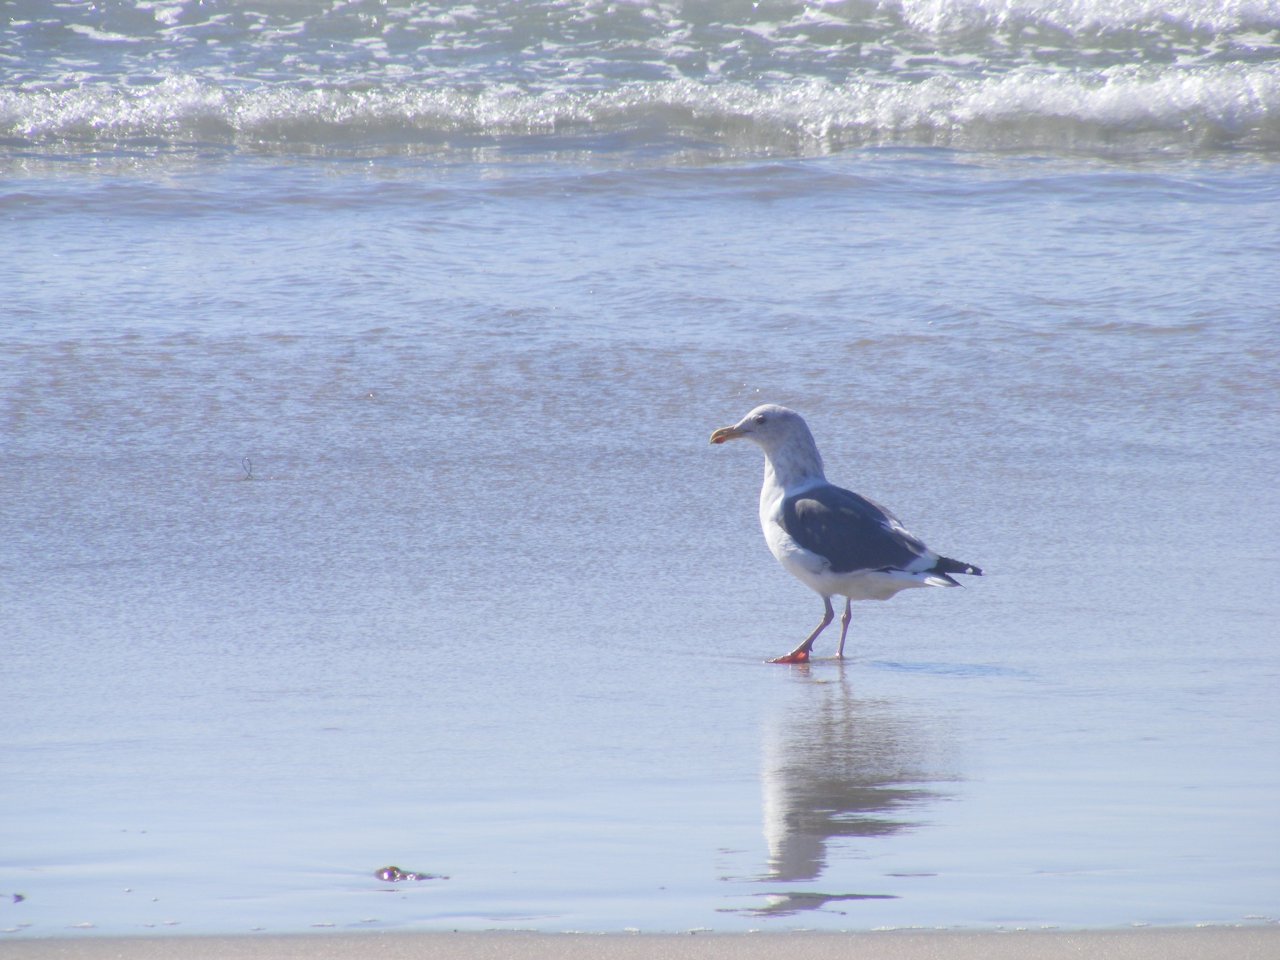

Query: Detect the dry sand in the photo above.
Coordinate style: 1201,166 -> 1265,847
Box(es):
2,928 -> 1278,960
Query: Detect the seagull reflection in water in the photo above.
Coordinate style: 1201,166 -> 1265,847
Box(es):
745,664 -> 957,917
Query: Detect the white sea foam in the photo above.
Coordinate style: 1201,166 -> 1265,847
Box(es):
2,0 -> 1279,158
893,0 -> 1280,34
4,64 -> 1278,157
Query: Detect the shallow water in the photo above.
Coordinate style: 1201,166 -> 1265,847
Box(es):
3,0 -> 1280,939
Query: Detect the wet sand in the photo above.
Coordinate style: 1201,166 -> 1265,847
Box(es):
2,928 -> 1278,960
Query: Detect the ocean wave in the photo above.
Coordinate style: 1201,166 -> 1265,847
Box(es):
4,65 -> 1278,158
892,0 -> 1280,35
4,0 -> 1279,159
6,0 -> 1279,86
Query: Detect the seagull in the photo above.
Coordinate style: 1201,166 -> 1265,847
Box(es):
710,404 -> 982,663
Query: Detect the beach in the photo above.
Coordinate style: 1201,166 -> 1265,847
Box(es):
5,928 -> 1280,960
6,157 -> 1278,934
3,0 -> 1279,944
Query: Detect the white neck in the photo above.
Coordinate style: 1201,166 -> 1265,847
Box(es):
761,430 -> 826,493
758,434 -> 826,531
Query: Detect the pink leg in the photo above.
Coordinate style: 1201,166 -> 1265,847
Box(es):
770,596 -> 834,664
836,598 -> 853,659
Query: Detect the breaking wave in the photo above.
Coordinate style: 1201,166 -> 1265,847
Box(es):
3,0 -> 1279,158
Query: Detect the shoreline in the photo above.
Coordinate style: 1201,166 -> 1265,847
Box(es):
2,927 -> 1278,960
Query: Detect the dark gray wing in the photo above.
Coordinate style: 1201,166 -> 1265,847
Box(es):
781,484 -> 928,574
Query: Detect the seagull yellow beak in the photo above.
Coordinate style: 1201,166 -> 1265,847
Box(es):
709,425 -> 745,445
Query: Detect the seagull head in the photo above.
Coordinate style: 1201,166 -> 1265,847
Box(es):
710,404 -> 809,451
710,404 -> 827,486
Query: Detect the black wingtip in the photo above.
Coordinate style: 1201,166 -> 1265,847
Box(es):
935,556 -> 983,577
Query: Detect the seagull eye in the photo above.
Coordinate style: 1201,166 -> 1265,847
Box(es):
753,415 -> 767,425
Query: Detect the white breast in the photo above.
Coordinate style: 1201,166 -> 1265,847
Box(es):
759,489 -> 830,587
